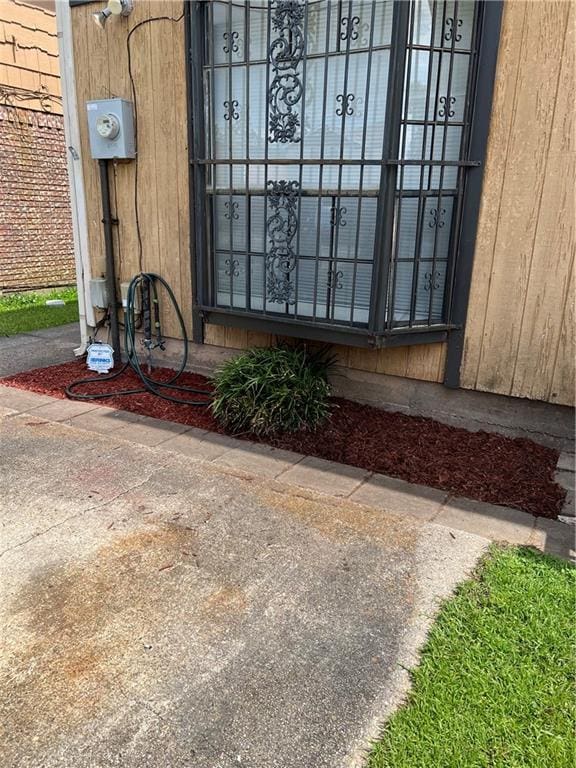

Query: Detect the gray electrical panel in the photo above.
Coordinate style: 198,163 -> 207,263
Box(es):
86,98 -> 135,160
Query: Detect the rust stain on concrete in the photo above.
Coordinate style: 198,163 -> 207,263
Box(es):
257,484 -> 419,550
200,585 -> 247,619
0,521 -> 247,757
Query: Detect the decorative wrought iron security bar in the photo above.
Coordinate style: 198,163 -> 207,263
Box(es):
187,0 -> 499,348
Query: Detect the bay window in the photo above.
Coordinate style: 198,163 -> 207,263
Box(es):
188,0 -> 501,349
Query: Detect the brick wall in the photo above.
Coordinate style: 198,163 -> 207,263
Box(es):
0,106 -> 75,291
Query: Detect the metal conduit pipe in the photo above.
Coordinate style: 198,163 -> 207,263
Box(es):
98,158 -> 121,362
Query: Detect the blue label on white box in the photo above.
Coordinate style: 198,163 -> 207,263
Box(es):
87,343 -> 114,374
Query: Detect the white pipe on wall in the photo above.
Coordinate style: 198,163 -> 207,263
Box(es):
55,0 -> 94,354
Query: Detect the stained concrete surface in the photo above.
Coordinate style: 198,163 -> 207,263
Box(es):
0,412 -> 488,768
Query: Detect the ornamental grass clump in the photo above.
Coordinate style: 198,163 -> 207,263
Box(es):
210,345 -> 335,436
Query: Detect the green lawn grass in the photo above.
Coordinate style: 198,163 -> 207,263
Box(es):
366,546 -> 576,768
0,287 -> 79,336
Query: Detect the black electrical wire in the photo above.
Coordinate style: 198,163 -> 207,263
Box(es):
65,273 -> 211,406
126,12 -> 184,272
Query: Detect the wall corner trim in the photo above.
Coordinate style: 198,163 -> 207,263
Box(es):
444,1 -> 505,389
56,0 -> 95,342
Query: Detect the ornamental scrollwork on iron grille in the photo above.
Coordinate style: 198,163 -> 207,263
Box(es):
330,205 -> 347,227
336,93 -> 355,117
327,268 -> 344,291
223,30 -> 240,55
438,96 -> 456,119
428,207 -> 446,228
224,200 -> 239,220
444,17 -> 463,42
225,258 -> 240,278
266,180 -> 299,304
424,270 -> 442,291
268,0 -> 305,143
223,99 -> 239,121
340,15 -> 360,42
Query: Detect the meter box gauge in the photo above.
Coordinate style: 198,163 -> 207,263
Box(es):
86,98 -> 135,160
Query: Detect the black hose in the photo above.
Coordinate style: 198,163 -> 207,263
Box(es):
65,273 -> 210,406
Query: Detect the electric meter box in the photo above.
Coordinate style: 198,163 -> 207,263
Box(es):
86,98 -> 135,160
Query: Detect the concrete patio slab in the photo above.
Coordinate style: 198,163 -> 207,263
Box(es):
216,442 -> 303,479
0,385 -> 55,411
436,497 -> 536,544
161,429 -> 239,461
20,398 -> 100,422
277,455 -> 370,497
111,415 -> 191,447
556,452 -> 575,473
0,409 -> 488,768
350,475 -> 448,521
61,407 -> 145,435
531,517 -> 576,561
1,385 -> 573,561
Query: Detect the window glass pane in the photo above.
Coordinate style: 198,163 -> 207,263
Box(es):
205,1 -> 392,324
297,197 -> 333,258
390,193 -> 455,327
217,194 -> 376,321
248,2 -> 269,62
331,261 -> 373,324
333,198 -> 377,259
387,0 -> 476,329
389,259 -> 447,325
216,251 -> 247,309
212,1 -> 244,66
400,124 -> 462,189
294,258 -> 329,318
403,51 -> 470,124
395,196 -> 454,260
412,0 -> 475,50
214,195 -> 248,253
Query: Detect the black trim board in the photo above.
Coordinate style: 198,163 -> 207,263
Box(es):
444,1 -> 504,388
202,308 -> 450,350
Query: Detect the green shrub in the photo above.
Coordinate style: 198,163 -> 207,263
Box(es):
210,345 -> 335,436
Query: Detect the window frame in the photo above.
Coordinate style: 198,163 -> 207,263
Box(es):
186,0 -> 503,357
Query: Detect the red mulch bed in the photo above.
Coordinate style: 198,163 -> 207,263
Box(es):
2,360 -> 565,519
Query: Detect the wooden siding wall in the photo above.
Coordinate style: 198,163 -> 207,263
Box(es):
70,0 -> 191,340
461,0 -> 575,406
71,0 -> 574,404
0,0 -> 62,113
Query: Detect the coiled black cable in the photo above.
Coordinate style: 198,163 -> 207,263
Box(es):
65,273 -> 210,406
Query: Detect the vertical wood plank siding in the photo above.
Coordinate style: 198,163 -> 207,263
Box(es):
71,0 -> 574,405
461,0 -> 575,405
70,0 -> 192,339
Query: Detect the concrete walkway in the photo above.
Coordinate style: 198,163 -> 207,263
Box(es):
0,385 -> 574,768
1,384 -> 573,561
0,322 -> 80,378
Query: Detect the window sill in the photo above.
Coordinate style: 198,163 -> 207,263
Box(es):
200,307 -> 454,349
